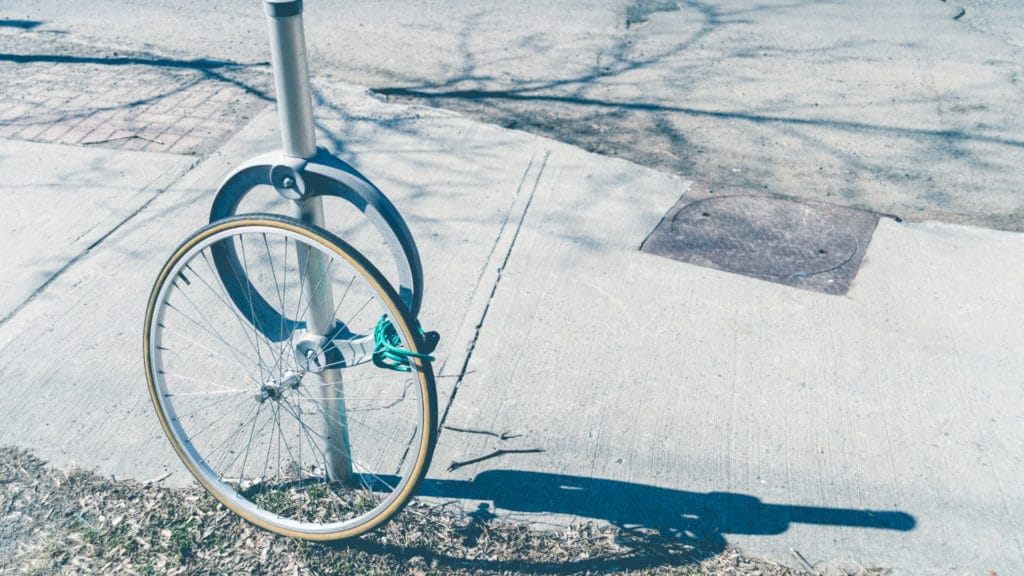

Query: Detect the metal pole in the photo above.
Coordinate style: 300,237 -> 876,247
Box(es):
264,0 -> 316,159
264,0 -> 352,484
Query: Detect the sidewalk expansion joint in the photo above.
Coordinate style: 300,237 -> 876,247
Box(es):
437,149 -> 550,433
0,160 -> 198,330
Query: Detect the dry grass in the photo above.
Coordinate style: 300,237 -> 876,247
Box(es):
0,447 -> 885,575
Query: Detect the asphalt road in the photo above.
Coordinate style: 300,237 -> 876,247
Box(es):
3,0 -> 1023,230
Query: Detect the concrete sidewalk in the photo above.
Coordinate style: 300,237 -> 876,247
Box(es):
1,81 -> 1022,575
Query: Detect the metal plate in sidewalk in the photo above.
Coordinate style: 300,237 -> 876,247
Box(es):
641,184 -> 880,295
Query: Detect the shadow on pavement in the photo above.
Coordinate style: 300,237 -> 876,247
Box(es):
375,85 -> 1024,151
346,470 -> 915,573
422,469 -> 915,540
0,19 -> 42,29
0,52 -> 271,102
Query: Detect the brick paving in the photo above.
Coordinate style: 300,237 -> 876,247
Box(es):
0,31 -> 272,155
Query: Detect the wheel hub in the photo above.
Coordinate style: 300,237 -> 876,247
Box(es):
255,370 -> 302,403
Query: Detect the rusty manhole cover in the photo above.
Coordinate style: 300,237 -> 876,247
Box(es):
641,186 -> 880,294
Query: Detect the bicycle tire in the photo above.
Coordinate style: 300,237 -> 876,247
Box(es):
144,214 -> 436,540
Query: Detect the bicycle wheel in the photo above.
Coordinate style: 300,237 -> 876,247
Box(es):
144,214 -> 437,540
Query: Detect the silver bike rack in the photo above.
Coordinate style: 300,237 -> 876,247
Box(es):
212,0 -> 423,316
209,0 -> 425,482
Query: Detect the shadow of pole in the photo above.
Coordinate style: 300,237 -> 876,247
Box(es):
338,470 -> 914,574
419,470 -> 915,540
0,20 -> 42,30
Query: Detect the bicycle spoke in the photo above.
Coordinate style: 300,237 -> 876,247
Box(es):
164,299 -> 260,383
